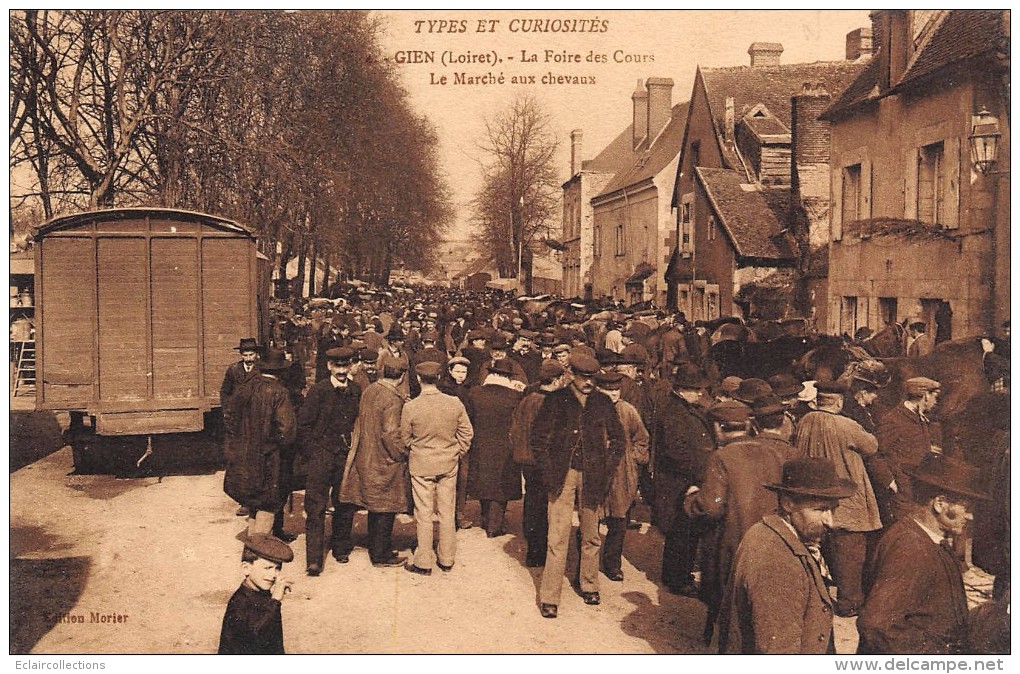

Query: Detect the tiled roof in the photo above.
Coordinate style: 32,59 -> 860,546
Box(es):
743,113 -> 790,139
898,10 -> 1007,89
597,101 -> 690,198
701,60 -> 866,165
584,123 -> 638,174
695,167 -> 796,262
824,10 -> 1007,118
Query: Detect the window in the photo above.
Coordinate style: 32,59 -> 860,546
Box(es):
840,296 -> 858,336
841,163 -> 862,225
680,193 -> 694,254
615,223 -> 625,256
879,297 -> 897,326
708,215 -> 717,241
593,225 -> 602,257
917,142 -> 944,225
707,288 -> 718,319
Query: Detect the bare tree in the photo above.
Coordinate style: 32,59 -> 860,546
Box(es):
471,94 -> 560,292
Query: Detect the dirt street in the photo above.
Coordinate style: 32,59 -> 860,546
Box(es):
9,411 -> 875,654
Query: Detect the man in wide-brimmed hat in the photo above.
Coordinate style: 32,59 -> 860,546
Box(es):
723,457 -> 854,654
221,337 -> 261,404
857,454 -> 990,655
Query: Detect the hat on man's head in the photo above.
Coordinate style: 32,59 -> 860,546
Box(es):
447,356 -> 470,369
733,378 -> 774,404
905,453 -> 991,502
594,370 -> 624,391
751,394 -> 787,418
719,376 -> 743,396
568,352 -> 601,376
358,348 -> 379,364
488,358 -> 516,377
707,400 -> 752,423
416,361 -> 442,378
386,324 -> 406,341
552,343 -> 571,355
518,329 -> 538,340
904,376 -> 941,396
768,373 -> 805,398
243,534 -> 294,564
467,330 -> 486,342
259,348 -> 291,371
672,363 -> 709,389
380,356 -> 408,374
421,330 -> 439,342
764,458 -> 855,500
235,337 -> 260,352
326,347 -> 355,365
538,333 -> 557,347
489,335 -> 509,351
595,348 -> 619,366
539,359 -> 565,380
814,379 -> 849,394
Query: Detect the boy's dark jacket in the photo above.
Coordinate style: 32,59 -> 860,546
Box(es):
218,584 -> 284,655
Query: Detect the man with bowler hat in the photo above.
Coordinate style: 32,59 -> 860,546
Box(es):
723,457 -> 855,653
221,337 -> 261,404
857,454 -> 989,654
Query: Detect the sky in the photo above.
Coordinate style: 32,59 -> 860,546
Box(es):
373,9 -> 872,242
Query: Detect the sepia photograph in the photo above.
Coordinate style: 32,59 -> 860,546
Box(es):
8,8 -> 1011,659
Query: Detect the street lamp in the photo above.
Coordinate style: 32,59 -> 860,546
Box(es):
969,108 -> 1002,175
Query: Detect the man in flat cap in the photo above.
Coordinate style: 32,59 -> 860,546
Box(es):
596,370 -> 649,583
401,360 -> 474,575
531,352 -> 626,618
297,347 -> 362,576
858,454 -> 990,654
907,321 -> 934,358
335,356 -> 413,570
723,457 -> 855,654
510,359 -> 570,566
686,396 -> 801,649
874,376 -> 942,522
218,533 -> 294,654
795,379 -> 881,618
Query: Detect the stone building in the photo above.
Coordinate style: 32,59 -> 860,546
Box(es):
821,10 -> 1010,340
664,40 -> 869,323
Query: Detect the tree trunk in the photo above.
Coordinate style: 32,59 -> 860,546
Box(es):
323,253 -> 331,297
276,230 -> 291,300
295,232 -> 307,299
307,239 -> 317,297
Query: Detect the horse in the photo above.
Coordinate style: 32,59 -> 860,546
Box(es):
861,321 -> 907,358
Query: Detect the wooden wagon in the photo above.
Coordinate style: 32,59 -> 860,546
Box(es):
32,208 -> 269,465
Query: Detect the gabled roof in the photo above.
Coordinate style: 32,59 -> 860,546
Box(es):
597,101 -> 690,199
823,10 -> 1007,119
695,167 -> 796,262
584,123 -> 638,174
700,60 -> 867,168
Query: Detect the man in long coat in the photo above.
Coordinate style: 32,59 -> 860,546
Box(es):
857,454 -> 989,654
685,397 -> 801,648
597,370 -> 649,582
336,356 -> 412,567
223,349 -> 296,539
652,362 -> 716,595
872,377 -> 942,522
725,457 -> 855,654
795,380 -> 882,618
466,358 -> 524,537
297,347 -> 362,575
220,337 -> 262,404
531,352 -> 626,618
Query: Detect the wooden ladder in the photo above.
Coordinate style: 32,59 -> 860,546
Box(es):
13,340 -> 36,397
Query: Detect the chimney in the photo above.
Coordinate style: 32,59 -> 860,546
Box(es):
646,77 -> 674,142
570,129 -> 584,177
632,79 -> 648,148
748,42 -> 783,67
845,26 -> 875,60
791,82 -> 832,168
724,97 -> 735,143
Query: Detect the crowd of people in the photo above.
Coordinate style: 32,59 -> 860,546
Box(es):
214,286 -> 1009,655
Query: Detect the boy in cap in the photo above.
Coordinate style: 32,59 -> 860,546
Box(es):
218,534 -> 294,654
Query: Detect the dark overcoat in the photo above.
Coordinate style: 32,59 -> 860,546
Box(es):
651,392 -> 715,531
339,379 -> 412,513
530,388 -> 626,509
466,382 -> 524,501
220,361 -> 260,403
218,584 -> 285,655
858,517 -> 969,654
223,375 -> 296,511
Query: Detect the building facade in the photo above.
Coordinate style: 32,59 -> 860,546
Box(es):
822,10 -> 1010,340
665,40 -> 869,323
